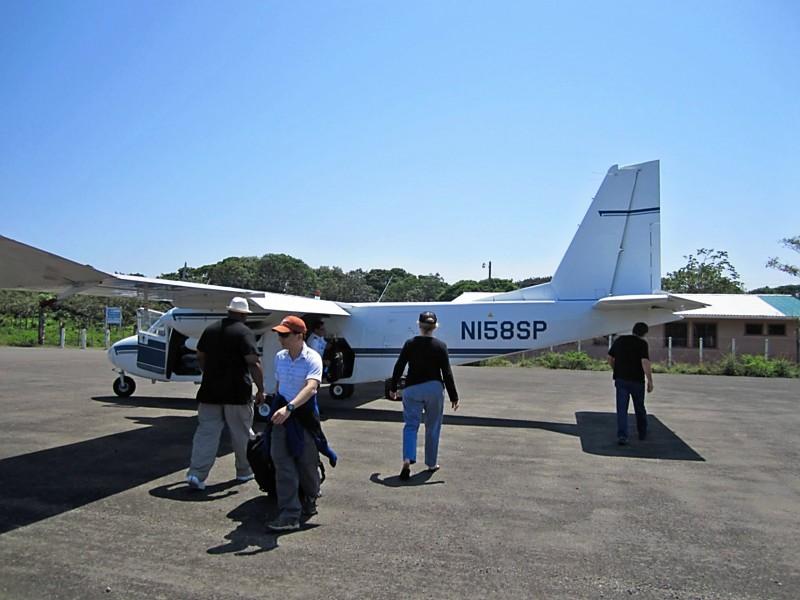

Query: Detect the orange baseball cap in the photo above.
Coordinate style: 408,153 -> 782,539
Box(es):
272,315 -> 307,334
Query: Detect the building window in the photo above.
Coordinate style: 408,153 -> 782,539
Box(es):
693,323 -> 717,348
664,322 -> 688,347
767,323 -> 786,336
745,323 -> 763,336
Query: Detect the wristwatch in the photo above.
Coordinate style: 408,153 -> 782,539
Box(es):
286,403 -> 295,414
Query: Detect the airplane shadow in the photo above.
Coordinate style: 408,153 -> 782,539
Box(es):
92,395 -> 198,412
322,406 -> 579,437
0,413 -> 235,535
206,496 -> 320,556
324,407 -> 704,462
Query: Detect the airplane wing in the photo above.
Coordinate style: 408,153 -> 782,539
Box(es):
593,293 -> 708,312
0,235 -> 350,316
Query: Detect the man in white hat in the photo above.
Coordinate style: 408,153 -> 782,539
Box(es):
186,297 -> 265,490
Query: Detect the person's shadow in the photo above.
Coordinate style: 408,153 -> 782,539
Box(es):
149,479 -> 244,503
206,496 -> 320,555
369,470 -> 444,488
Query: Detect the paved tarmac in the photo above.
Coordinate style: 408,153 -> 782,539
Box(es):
0,346 -> 798,600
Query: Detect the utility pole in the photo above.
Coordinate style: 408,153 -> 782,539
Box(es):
482,261 -> 492,282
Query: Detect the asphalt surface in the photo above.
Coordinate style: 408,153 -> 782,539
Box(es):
0,346 -> 798,600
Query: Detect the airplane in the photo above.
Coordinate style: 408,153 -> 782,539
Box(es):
0,160 -> 705,400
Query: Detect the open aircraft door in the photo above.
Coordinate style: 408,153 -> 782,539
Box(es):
136,308 -> 168,378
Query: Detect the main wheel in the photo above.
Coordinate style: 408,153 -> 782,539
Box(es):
113,376 -> 136,398
329,383 -> 354,400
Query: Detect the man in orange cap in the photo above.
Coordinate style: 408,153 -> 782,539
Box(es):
264,315 -> 324,531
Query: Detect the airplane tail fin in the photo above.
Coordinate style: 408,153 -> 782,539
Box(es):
549,160 -> 661,299
484,160 -> 661,302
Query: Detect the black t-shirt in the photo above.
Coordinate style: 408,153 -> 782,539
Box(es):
391,336 -> 458,402
608,335 -> 650,382
196,318 -> 258,404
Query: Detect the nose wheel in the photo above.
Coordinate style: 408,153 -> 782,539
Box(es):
328,383 -> 354,400
113,375 -> 136,398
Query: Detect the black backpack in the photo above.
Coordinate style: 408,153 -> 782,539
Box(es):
246,429 -> 325,500
246,432 -> 277,496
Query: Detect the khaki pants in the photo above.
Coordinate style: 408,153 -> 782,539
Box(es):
187,402 -> 254,481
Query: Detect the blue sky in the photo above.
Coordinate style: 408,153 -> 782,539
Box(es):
1,1 -> 798,290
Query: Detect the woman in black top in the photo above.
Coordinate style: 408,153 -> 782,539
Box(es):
389,311 -> 459,480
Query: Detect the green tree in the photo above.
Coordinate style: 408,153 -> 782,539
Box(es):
257,254 -> 317,296
379,274 -> 449,302
160,264 -> 209,284
767,236 -> 800,279
437,278 -> 516,302
662,249 -> 744,293
315,267 -> 377,302
206,256 -> 261,289
749,284 -> 800,295
514,275 -> 552,288
364,268 -> 412,299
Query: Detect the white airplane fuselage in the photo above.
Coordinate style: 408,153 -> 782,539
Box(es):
107,299 -> 679,392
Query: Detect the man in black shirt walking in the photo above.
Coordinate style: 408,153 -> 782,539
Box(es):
186,297 -> 264,490
607,322 -> 654,445
390,311 -> 459,480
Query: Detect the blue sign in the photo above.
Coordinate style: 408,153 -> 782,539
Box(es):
105,307 -> 122,326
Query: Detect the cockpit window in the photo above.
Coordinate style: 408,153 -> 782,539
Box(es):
137,308 -> 166,337
148,316 -> 168,337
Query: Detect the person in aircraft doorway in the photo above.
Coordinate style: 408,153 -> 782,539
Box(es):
305,318 -> 329,379
389,311 -> 460,481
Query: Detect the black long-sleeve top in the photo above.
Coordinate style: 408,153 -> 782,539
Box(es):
390,336 -> 459,402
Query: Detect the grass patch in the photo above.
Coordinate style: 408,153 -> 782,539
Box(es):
531,351 -> 610,371
0,317 -> 133,348
478,351 -> 610,371
479,351 -> 800,378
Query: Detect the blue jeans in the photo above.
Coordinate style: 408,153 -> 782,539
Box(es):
615,379 -> 647,439
402,380 -> 445,468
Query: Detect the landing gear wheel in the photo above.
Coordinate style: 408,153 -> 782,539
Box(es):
113,376 -> 136,398
329,383 -> 354,400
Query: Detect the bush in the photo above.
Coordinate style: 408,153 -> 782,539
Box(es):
481,357 -> 513,367
718,354 -> 742,376
478,350 -> 799,378
532,351 -> 609,371
771,358 -> 796,378
654,354 -> 799,378
737,354 -> 774,377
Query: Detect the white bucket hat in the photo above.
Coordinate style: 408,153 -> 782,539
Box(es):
226,297 -> 252,314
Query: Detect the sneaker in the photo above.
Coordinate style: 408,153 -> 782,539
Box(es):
266,517 -> 300,532
617,436 -> 629,446
186,475 -> 206,490
235,473 -> 255,482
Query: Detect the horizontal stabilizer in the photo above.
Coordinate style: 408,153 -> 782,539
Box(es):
593,294 -> 708,312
